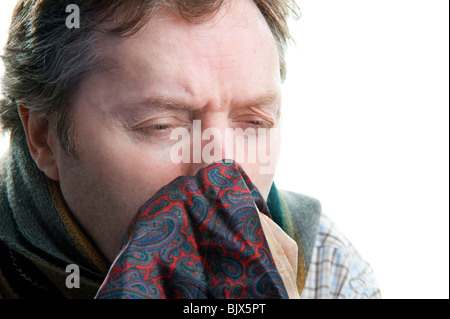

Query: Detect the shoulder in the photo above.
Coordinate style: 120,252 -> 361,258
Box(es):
278,190 -> 322,216
302,214 -> 382,299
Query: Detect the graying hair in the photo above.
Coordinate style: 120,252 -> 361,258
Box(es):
0,0 -> 300,156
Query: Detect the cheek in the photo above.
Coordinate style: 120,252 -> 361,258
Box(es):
80,137 -> 186,210
236,130 -> 280,199
239,162 -> 275,200
60,110 -> 188,218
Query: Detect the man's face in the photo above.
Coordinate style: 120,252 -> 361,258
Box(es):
53,0 -> 282,261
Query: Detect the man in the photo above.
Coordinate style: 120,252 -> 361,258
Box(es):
0,0 -> 380,299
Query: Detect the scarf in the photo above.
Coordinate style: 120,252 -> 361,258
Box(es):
0,131 -> 110,298
0,131 -> 319,298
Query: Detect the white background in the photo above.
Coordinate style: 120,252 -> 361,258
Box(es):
0,0 -> 448,299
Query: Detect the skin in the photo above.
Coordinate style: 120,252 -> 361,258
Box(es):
19,0 -> 299,298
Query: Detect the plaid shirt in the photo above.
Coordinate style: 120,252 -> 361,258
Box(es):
301,215 -> 381,299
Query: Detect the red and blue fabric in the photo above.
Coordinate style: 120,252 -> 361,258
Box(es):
96,160 -> 288,299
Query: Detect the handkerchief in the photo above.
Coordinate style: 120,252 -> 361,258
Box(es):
96,160 -> 288,299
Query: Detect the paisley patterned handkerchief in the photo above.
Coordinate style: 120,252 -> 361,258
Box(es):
96,160 -> 288,299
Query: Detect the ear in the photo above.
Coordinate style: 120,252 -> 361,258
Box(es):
18,105 -> 60,181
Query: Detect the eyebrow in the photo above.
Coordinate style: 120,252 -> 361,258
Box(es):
118,96 -> 198,112
115,91 -> 281,114
242,92 -> 281,109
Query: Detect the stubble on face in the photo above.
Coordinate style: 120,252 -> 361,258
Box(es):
55,0 -> 283,262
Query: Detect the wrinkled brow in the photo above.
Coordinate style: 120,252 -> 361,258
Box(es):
114,91 -> 281,113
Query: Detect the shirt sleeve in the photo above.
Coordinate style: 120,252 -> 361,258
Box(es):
300,215 -> 381,299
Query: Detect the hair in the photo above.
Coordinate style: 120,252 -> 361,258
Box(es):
0,0 -> 300,155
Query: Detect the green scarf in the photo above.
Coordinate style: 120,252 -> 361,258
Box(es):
0,131 -> 320,298
0,131 -> 110,298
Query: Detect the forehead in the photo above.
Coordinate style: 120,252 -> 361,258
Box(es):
91,0 -> 280,110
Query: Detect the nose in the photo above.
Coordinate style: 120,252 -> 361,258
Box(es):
186,118 -> 233,176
